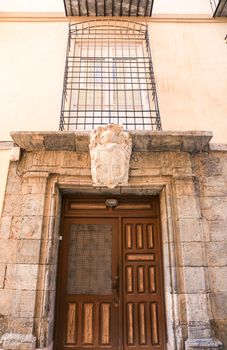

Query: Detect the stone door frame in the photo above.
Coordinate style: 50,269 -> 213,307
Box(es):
22,173 -> 210,350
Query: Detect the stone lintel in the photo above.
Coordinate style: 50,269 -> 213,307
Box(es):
185,337 -> 223,350
10,130 -> 213,153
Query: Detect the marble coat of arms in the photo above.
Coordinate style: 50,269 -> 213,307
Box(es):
89,124 -> 132,188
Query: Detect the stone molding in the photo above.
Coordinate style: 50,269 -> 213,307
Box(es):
10,130 -> 213,153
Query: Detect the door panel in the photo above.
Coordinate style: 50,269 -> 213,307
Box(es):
122,218 -> 165,349
56,218 -> 119,350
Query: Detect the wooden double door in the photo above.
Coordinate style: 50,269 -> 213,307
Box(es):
55,196 -> 166,350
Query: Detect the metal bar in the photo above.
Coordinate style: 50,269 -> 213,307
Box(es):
104,0 -> 106,16
77,0 -> 81,16
144,0 -> 149,16
120,0 -> 124,16
149,0 -> 154,16
95,0 -> 98,16
85,0 -> 89,16
137,0 -> 141,16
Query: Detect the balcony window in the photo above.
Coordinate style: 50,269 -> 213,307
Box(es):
60,20 -> 161,131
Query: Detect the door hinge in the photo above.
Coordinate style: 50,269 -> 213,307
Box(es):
59,235 -> 63,241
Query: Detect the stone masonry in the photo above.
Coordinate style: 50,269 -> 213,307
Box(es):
0,131 -> 226,350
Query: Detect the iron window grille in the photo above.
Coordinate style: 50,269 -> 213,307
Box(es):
60,20 -> 161,131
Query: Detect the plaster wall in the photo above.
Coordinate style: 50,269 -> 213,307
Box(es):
0,19 -> 227,142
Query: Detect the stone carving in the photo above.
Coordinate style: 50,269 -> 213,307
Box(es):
89,124 -> 132,188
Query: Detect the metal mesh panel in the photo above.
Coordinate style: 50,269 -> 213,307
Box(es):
60,20 -> 161,131
67,224 -> 112,295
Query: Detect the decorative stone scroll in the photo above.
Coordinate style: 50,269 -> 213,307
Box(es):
89,124 -> 132,188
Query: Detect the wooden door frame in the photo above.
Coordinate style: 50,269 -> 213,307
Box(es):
54,194 -> 167,350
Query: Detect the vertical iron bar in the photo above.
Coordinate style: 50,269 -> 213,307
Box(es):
145,24 -> 161,129
78,0 -> 81,16
127,22 -> 136,130
59,24 -> 71,130
92,21 -> 97,128
68,25 -> 77,130
149,0 -> 154,16
76,24 -> 84,129
86,0 -> 89,16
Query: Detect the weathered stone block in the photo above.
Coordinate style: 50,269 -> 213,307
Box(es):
209,267 -> 227,292
3,195 -> 22,217
0,240 -> 17,263
181,243 -> 204,266
176,196 -> 199,219
0,290 -> 12,315
21,181 -> 46,195
211,320 -> 227,350
206,242 -> 227,266
186,294 -> 210,322
32,151 -> 59,167
10,290 -> 36,318
210,292 -> 227,319
0,315 -> 8,339
16,240 -> 41,264
183,267 -> 206,293
160,152 -> 174,175
185,337 -> 223,350
208,219 -> 227,242
5,264 -> 38,290
1,333 -> 36,350
7,318 -> 33,335
188,321 -> 213,339
174,178 -> 196,197
178,218 -> 204,242
201,197 -> 227,222
5,179 -> 21,195
0,217 -> 12,239
0,264 -> 6,289
11,216 -> 43,240
62,152 -> 90,168
199,177 -> 227,197
193,155 -> 222,177
173,165 -> 193,177
10,216 -> 43,240
21,194 -> 45,216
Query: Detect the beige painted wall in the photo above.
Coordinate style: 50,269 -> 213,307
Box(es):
153,0 -> 212,15
0,21 -> 68,140
149,21 -> 227,143
0,19 -> 227,144
0,150 -> 10,215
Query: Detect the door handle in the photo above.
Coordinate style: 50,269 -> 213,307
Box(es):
113,276 -> 119,292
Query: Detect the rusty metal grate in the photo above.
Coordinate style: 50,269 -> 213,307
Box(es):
60,20 -> 161,131
67,224 -> 112,295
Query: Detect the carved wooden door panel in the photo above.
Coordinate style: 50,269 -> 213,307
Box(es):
56,218 -> 120,350
55,197 -> 166,350
122,218 -> 165,350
